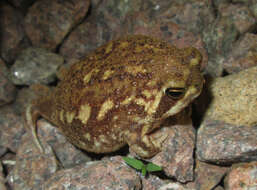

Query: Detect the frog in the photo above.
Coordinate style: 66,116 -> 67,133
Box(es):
25,35 -> 204,158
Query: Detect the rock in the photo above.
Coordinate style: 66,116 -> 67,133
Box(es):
1,152 -> 16,175
0,106 -> 26,152
10,47 -> 64,85
60,1 -> 209,68
59,0 -> 142,65
142,175 -> 199,190
11,84 -> 52,116
203,3 -> 256,76
213,186 -> 225,190
0,2 -> 29,64
0,146 -> 7,158
196,68 -> 257,164
25,0 -> 90,51
42,156 -> 141,190
146,0 -> 215,35
250,2 -> 257,17
91,0 -> 102,8
37,119 -> 92,168
149,115 -> 195,183
232,0 -> 255,4
142,160 -> 227,189
203,15 -> 239,58
96,0 -> 141,22
142,175 -> 167,190
59,16 -> 109,66
205,66 -> 257,127
218,3 -> 256,34
202,16 -> 239,76
157,183 -> 188,190
120,11 -> 208,70
7,133 -> 58,190
224,162 -> 257,190
11,86 -> 37,115
205,56 -> 225,77
186,160 -> 228,190
0,164 -> 7,190
8,0 -> 36,13
197,119 -> 257,164
212,0 -> 230,9
223,33 -> 257,73
0,59 -> 16,106
0,59 -> 9,78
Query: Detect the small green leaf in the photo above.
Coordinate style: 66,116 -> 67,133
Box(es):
146,163 -> 162,172
141,165 -> 147,176
123,157 -> 144,170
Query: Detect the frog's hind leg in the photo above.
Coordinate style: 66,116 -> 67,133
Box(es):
25,104 -> 44,152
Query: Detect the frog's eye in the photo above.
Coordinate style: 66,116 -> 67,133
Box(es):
165,87 -> 185,100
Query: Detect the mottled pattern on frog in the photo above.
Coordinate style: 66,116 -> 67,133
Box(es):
27,35 -> 203,158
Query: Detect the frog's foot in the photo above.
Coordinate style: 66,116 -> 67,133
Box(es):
25,104 -> 44,153
126,132 -> 168,158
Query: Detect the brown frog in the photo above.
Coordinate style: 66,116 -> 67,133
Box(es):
25,35 -> 204,158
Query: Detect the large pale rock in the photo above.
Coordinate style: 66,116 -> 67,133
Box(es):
206,66 -> 257,127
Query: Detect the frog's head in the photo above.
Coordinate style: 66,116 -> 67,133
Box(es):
152,46 -> 204,119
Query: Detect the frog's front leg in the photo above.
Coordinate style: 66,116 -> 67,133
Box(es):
25,104 -> 44,152
125,124 -> 168,158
